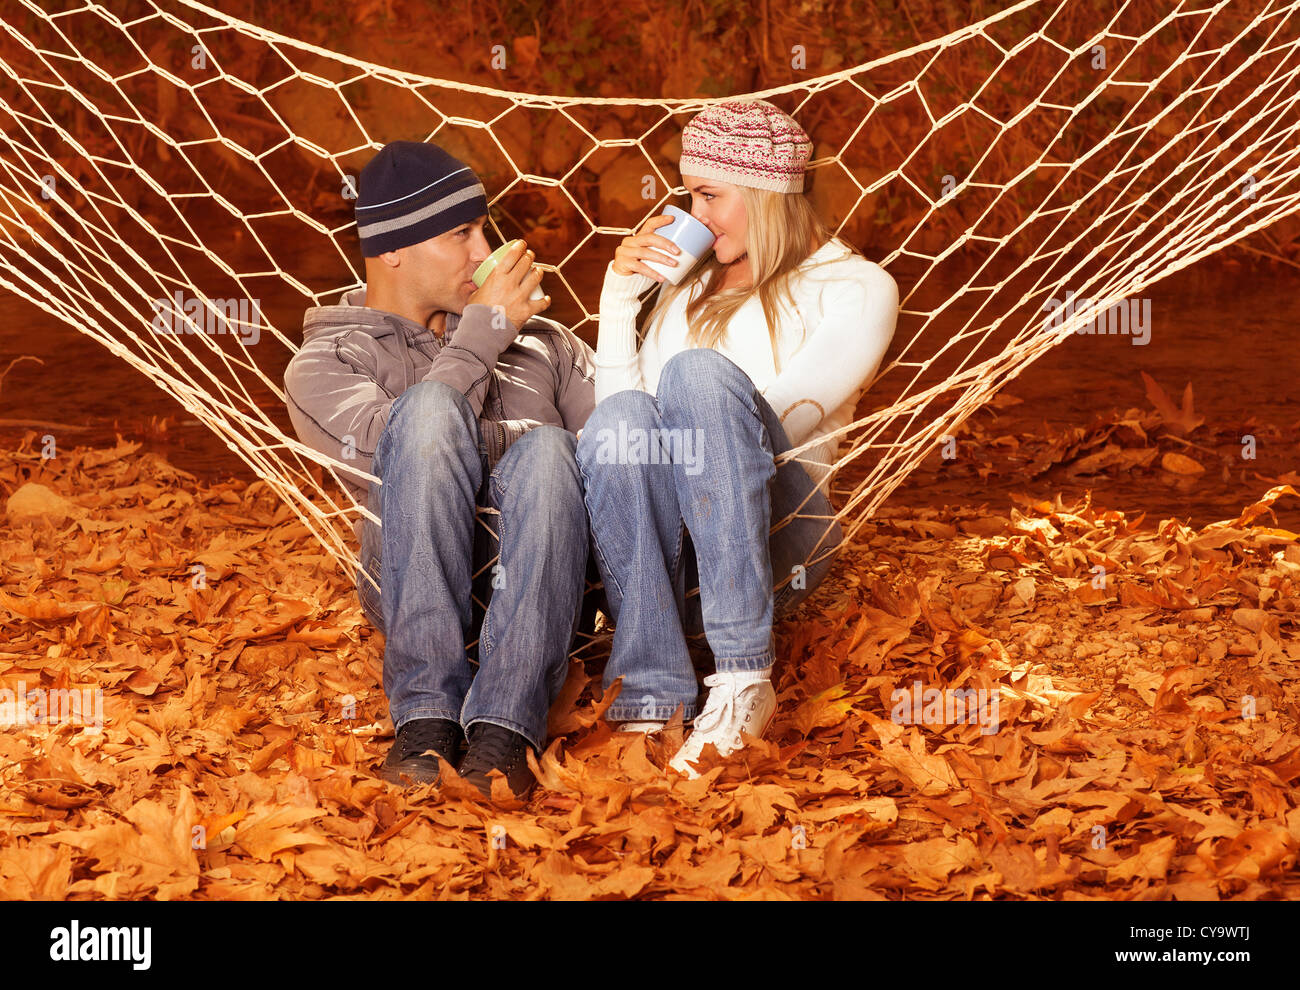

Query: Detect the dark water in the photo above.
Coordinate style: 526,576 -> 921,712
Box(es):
1,257 -> 1296,531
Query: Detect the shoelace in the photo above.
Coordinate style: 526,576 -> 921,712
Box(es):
464,725 -> 524,771
690,670 -> 772,740
690,673 -> 736,737
401,720 -> 459,761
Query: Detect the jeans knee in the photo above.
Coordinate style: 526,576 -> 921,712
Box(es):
392,380 -> 473,436
500,425 -> 582,502
510,424 -> 576,476
656,348 -> 747,407
378,380 -> 476,464
576,390 -> 659,469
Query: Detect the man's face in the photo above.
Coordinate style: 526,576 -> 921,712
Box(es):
398,214 -> 492,315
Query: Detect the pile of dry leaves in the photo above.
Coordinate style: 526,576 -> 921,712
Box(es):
0,428 -> 1297,900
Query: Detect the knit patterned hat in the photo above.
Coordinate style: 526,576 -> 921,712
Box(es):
354,140 -> 488,257
678,100 -> 813,193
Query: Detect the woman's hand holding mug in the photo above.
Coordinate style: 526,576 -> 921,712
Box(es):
612,215 -> 681,282
614,207 -> 717,284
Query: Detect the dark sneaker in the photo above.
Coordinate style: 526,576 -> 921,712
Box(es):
458,722 -> 536,798
381,718 -> 465,785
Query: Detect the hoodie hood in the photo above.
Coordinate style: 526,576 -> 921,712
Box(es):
301,284 -> 468,343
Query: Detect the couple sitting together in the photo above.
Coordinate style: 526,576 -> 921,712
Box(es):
284,100 -> 899,800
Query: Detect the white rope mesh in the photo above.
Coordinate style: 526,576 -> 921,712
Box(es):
1,0 -> 1297,652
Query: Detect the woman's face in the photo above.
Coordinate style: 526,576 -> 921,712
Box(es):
681,174 -> 748,265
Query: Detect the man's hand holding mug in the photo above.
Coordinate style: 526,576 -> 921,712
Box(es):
470,239 -> 549,330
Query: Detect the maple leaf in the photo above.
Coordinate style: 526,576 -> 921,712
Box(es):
733,783 -> 799,834
1199,827 -> 1298,881
1107,835 -> 1178,883
902,836 -> 980,886
791,682 -> 856,736
47,790 -> 202,899
0,842 -> 73,899
1141,372 -> 1204,436
233,806 -> 331,863
877,730 -> 960,796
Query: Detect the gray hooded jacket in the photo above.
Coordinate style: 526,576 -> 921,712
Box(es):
284,286 -> 596,544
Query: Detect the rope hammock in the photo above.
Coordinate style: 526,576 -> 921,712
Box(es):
1,0 -> 1297,658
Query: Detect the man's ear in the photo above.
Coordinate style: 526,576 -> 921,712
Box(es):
377,247 -> 403,269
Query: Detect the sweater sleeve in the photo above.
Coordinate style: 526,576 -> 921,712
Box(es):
283,341 -> 392,499
423,302 -> 519,417
760,263 -> 899,447
594,262 -> 657,402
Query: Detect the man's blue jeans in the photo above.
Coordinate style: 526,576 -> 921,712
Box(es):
355,380 -> 588,751
574,348 -> 844,723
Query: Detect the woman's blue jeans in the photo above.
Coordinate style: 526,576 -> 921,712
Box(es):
575,348 -> 844,723
356,380 -> 588,751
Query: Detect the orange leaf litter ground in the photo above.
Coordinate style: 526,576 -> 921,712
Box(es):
1,430 -> 1297,901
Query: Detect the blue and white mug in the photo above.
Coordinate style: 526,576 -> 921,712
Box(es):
644,205 -> 716,284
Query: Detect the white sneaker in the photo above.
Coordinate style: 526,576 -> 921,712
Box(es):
668,668 -> 776,778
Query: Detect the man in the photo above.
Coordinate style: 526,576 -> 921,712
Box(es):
283,140 -> 597,799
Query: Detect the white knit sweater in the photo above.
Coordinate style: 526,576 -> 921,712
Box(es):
593,236 -> 898,496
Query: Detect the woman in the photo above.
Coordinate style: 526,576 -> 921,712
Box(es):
574,99 -> 898,777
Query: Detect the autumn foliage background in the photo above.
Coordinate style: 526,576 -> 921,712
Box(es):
0,0 -> 1298,900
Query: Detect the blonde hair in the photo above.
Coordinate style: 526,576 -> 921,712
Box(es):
641,184 -> 850,373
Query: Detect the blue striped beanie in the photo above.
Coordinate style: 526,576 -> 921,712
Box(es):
354,141 -> 488,257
